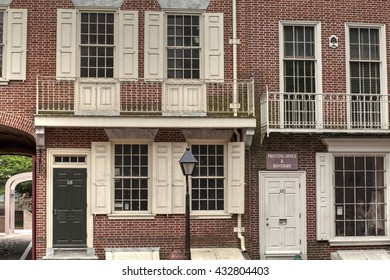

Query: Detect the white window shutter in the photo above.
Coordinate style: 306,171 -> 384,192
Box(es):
228,142 -> 245,214
7,9 -> 27,80
144,11 -> 163,80
204,13 -> 224,81
153,143 -> 171,214
118,11 -> 138,80
171,143 -> 187,214
316,153 -> 332,241
56,9 -> 76,78
91,142 -> 111,214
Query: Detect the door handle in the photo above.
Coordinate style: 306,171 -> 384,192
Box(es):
54,209 -> 57,216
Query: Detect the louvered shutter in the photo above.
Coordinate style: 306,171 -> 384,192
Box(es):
144,11 -> 163,80
227,142 -> 245,214
118,11 -> 138,80
91,142 -> 111,214
204,13 -> 224,81
153,143 -> 171,214
56,9 -> 76,78
316,153 -> 332,240
7,9 -> 27,80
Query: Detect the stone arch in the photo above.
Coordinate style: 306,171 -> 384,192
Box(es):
4,172 -> 33,234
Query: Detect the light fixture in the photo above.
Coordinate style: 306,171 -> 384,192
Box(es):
179,147 -> 198,260
36,126 -> 45,149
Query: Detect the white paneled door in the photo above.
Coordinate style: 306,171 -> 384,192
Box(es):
259,172 -> 306,259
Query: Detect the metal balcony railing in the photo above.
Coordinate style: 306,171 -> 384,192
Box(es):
261,88 -> 390,137
36,76 -> 255,117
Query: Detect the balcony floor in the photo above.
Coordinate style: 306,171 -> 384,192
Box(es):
35,115 -> 257,129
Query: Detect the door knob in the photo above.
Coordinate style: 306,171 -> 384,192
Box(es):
54,209 -> 57,216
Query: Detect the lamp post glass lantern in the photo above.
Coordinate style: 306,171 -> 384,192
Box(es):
179,147 -> 198,260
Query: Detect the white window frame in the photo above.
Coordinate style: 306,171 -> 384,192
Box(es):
92,140 -> 243,220
110,141 -> 153,217
188,141 -> 232,219
145,11 -> 223,82
57,8 -> 138,80
279,21 -> 322,129
318,139 -> 390,246
333,153 -> 387,238
165,11 -> 203,80
78,10 -> 116,79
345,23 -> 388,129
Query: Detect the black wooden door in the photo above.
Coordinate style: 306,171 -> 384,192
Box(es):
53,168 -> 87,248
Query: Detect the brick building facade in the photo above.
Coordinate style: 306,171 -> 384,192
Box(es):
1,0 -> 390,260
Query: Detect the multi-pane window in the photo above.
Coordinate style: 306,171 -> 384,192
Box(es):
283,25 -> 316,128
191,145 -> 224,211
114,144 -> 148,212
80,12 -> 114,78
349,27 -> 381,127
167,15 -> 200,79
334,155 -> 386,237
0,12 -> 4,78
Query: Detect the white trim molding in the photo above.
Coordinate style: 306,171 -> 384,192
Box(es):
322,138 -> 390,153
46,148 -> 92,251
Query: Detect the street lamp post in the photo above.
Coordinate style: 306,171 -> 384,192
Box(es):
179,147 -> 198,260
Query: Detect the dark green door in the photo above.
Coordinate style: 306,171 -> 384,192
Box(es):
53,168 -> 87,248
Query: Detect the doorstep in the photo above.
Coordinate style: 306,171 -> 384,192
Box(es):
331,250 -> 390,260
191,248 -> 245,260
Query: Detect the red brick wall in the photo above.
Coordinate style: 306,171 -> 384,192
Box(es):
26,0 -> 390,260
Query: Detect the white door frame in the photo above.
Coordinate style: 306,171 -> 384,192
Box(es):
259,171 -> 307,259
46,149 -> 92,251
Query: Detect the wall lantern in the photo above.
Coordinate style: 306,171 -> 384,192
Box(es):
36,126 -> 45,150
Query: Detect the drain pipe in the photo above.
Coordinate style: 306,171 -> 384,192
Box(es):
231,0 -> 240,116
232,1 -> 248,258
237,214 -> 247,253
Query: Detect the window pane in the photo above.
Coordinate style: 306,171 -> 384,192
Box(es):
191,144 -> 225,211
333,155 -> 387,237
80,12 -> 115,78
166,14 -> 200,79
114,144 -> 149,212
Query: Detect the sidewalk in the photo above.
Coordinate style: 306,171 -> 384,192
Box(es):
0,230 -> 32,260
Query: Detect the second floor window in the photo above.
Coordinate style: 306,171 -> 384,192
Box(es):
80,12 -> 114,78
167,15 -> 200,79
282,23 -> 318,128
348,25 -> 384,128
283,25 -> 316,94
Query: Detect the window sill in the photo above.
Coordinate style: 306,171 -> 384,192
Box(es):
329,238 -> 390,247
107,213 -> 156,220
190,213 -> 232,219
0,80 -> 9,86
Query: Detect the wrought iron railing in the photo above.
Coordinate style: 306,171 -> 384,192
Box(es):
261,88 -> 389,135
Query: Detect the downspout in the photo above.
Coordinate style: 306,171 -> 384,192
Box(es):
231,0 -> 240,116
233,1 -> 248,258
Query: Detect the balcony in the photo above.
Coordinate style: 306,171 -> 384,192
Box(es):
261,88 -> 390,141
36,76 -> 254,116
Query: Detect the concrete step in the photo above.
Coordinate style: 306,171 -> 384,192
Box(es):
43,248 -> 98,260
